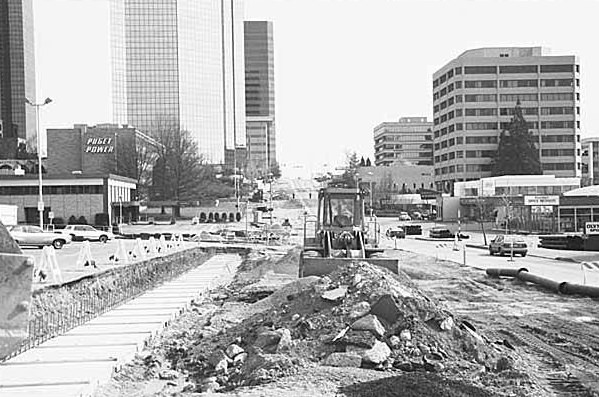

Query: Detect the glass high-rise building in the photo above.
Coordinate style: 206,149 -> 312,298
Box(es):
244,20 -> 276,178
110,0 -> 246,165
0,0 -> 36,159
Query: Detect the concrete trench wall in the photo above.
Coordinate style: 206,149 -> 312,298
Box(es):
5,247 -> 219,361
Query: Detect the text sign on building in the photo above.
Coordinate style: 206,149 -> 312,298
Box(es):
524,195 -> 559,206
585,222 -> 599,235
85,137 -> 114,154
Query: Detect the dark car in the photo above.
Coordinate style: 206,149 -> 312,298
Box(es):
386,227 -> 406,239
429,227 -> 454,239
402,224 -> 423,236
489,235 -> 528,256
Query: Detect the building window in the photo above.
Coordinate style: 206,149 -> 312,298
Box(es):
540,92 -> 574,101
499,65 -> 538,74
465,94 -> 497,102
541,134 -> 575,143
464,66 -> 497,74
433,79 -> 439,88
466,122 -> 498,130
500,107 -> 538,116
455,123 -> 463,130
542,149 -> 575,157
455,109 -> 462,117
541,79 -> 574,87
448,97 -> 454,106
456,137 -> 463,144
456,150 -> 464,158
465,108 -> 497,117
464,80 -> 497,88
499,79 -> 538,88
455,81 -> 462,89
540,64 -> 573,73
540,107 -> 574,115
500,93 -> 538,102
455,95 -> 463,103
455,67 -> 462,75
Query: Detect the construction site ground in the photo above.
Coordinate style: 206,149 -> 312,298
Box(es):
91,233 -> 599,396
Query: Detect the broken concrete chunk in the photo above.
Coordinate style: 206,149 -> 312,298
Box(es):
440,317 -> 454,331
399,329 -> 412,341
254,330 -> 282,352
348,301 -> 371,320
337,329 -> 378,349
321,285 -> 348,302
225,344 -> 244,359
233,352 -> 248,365
361,340 -> 392,364
332,326 -> 349,343
276,328 -> 293,352
207,350 -> 230,367
322,352 -> 362,368
158,369 -> 179,380
388,335 -> 401,349
350,314 -> 386,338
370,294 -> 402,325
351,274 -> 363,287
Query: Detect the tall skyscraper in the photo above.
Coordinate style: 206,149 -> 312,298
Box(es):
373,117 -> 433,167
110,0 -> 246,165
244,20 -> 276,178
432,47 -> 581,193
0,0 -> 36,159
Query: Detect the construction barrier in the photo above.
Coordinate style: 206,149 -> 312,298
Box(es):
75,241 -> 95,268
36,246 -> 63,284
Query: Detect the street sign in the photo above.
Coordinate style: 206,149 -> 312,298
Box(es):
524,195 -> 559,206
585,222 -> 599,235
37,201 -> 44,211
48,211 -> 54,219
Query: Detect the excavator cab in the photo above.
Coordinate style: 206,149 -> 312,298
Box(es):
299,187 -> 399,277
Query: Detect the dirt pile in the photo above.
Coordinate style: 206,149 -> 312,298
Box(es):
154,260 -> 524,395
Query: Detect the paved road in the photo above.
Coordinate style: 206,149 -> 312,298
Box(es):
375,218 -> 599,287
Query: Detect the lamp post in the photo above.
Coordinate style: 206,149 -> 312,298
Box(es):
25,97 -> 52,230
367,171 -> 374,219
119,195 -> 123,225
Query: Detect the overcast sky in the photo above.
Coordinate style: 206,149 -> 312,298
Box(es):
34,0 -> 599,175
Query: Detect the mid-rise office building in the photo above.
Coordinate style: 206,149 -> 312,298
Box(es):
244,21 -> 276,178
373,117 -> 433,166
432,47 -> 581,193
0,0 -> 36,159
110,0 -> 246,166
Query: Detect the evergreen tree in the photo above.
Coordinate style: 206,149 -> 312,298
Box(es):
365,157 -> 372,166
492,101 -> 542,176
359,156 -> 366,166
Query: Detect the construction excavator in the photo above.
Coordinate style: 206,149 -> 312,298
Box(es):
299,186 -> 399,277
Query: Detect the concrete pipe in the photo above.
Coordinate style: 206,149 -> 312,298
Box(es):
517,271 -> 567,294
229,213 -> 235,222
221,212 -> 228,222
559,283 -> 599,298
236,212 -> 242,222
485,268 -> 528,278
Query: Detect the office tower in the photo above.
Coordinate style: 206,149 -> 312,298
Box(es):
244,20 -> 276,178
432,47 -> 580,193
373,117 -> 433,166
110,0 -> 246,165
0,0 -> 36,159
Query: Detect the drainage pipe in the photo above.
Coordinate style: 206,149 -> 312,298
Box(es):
485,268 -> 528,278
486,267 -> 599,298
517,271 -> 567,294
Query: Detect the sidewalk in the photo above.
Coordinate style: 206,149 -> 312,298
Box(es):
0,254 -> 241,397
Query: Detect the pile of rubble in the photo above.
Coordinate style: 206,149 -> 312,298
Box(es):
159,260 -> 520,394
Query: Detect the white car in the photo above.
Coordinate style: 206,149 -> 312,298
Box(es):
8,225 -> 72,249
399,212 -> 412,221
61,225 -> 114,243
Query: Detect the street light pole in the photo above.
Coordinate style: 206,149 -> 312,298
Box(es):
25,97 -> 52,230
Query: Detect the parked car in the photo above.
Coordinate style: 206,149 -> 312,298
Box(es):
402,224 -> 423,235
411,211 -> 422,220
7,225 -> 72,249
61,225 -> 114,243
429,227 -> 454,239
399,212 -> 412,221
386,227 -> 406,239
489,235 -> 528,257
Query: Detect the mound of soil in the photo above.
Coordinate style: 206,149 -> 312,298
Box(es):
159,260 -> 526,395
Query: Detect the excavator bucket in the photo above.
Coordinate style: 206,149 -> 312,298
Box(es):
0,221 -> 35,360
299,255 -> 400,277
